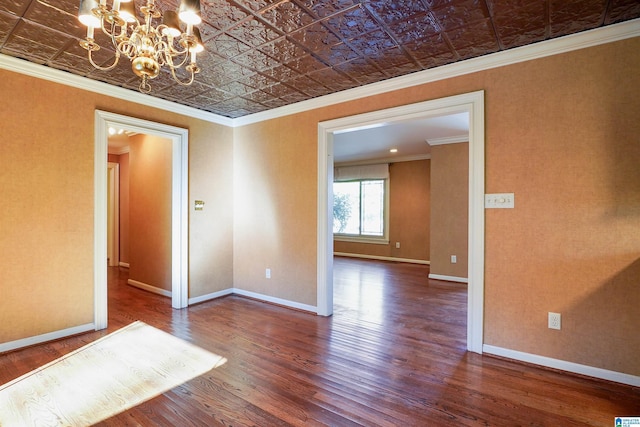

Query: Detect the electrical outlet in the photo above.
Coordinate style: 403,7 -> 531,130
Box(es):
548,312 -> 561,330
395,242 -> 400,249
265,268 -> 271,279
451,255 -> 457,264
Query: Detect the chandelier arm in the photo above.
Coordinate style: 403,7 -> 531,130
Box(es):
164,49 -> 191,69
88,49 -> 121,71
168,64 -> 196,86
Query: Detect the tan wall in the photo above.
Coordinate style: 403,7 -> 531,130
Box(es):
429,143 -> 468,278
0,70 -> 233,343
128,134 -> 172,291
118,153 -> 130,264
233,37 -> 640,376
334,160 -> 431,262
233,116 -> 318,305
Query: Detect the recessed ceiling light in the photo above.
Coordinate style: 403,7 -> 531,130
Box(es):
390,148 -> 398,153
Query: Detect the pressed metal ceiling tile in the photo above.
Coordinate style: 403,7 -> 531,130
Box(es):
445,18 -> 499,51
324,5 -> 379,40
207,33 -> 252,58
3,21 -> 70,61
232,47 -> 280,71
159,80 -> 212,100
431,0 -> 491,31
606,0 -> 640,24
285,76 -> 325,97
549,0 -> 606,37
364,0 -> 431,26
53,50 -> 96,73
258,37 -> 307,63
0,13 -> 19,45
237,0 -> 286,14
308,66 -> 356,91
213,96 -> 267,114
390,12 -> 441,44
219,80 -> 254,95
279,90 -> 311,104
260,81 -> 298,98
242,87 -> 274,103
289,21 -> 340,51
259,1 -> 315,33
334,56 -> 386,84
488,1 -> 546,47
404,33 -> 457,68
284,53 -> 328,75
1,0 -> 30,16
260,64 -> 299,83
188,87 -> 234,107
238,72 -> 278,89
227,17 -> 282,47
294,0 -> 359,19
314,42 -> 359,65
202,0 -> 249,31
347,29 -> 399,58
23,0 -> 84,37
369,44 -> 415,70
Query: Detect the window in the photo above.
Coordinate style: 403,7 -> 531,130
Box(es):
333,179 -> 386,238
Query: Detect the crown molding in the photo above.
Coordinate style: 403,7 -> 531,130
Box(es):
426,135 -> 469,146
0,54 -> 233,127
108,146 -> 130,155
336,154 -> 431,167
234,18 -> 640,127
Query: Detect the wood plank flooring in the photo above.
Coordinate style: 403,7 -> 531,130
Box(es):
1,257 -> 638,426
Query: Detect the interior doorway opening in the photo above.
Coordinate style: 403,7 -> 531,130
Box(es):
94,111 -> 189,330
317,91 -> 485,353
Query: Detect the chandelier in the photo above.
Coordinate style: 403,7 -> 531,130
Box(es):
77,0 -> 204,93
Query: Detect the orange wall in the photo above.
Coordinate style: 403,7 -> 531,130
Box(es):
430,143 -> 468,278
0,70 -> 233,343
129,134 -> 172,291
334,160 -> 431,262
234,37 -> 640,376
118,153 -> 130,264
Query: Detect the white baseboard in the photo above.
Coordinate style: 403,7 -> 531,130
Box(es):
428,273 -> 468,283
188,288 -> 233,305
334,252 -> 430,265
483,344 -> 640,387
188,287 -> 317,313
127,279 -> 172,297
0,323 -> 95,354
232,288 -> 317,313
119,262 -> 130,268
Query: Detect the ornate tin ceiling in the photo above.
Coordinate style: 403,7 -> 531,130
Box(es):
1,0 -> 639,118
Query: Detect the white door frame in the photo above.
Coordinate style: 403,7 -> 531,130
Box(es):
94,110 -> 189,330
107,162 -> 120,267
317,91 -> 485,353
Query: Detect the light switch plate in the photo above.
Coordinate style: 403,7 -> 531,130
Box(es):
485,193 -> 514,209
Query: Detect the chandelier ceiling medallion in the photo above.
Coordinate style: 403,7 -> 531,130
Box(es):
77,0 -> 204,93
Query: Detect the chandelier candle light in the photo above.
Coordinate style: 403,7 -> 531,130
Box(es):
78,0 -> 204,93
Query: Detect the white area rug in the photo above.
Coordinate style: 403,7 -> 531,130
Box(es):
0,321 -> 226,426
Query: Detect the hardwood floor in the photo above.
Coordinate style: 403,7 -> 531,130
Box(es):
1,257 -> 638,426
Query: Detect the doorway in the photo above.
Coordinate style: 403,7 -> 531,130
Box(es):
94,111 -> 189,330
317,91 -> 485,353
